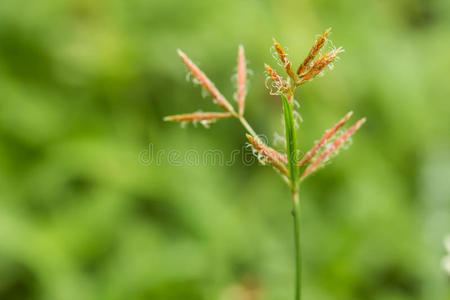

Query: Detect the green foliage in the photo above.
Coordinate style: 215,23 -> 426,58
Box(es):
0,0 -> 449,300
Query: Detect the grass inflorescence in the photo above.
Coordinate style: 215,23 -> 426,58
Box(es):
165,29 -> 366,300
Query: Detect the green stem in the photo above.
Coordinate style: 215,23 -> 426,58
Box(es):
237,115 -> 258,137
285,86 -> 301,300
292,188 -> 302,300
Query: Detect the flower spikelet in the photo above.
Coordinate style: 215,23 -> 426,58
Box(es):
297,28 -> 331,76
273,39 -> 296,81
300,118 -> 366,180
297,47 -> 344,85
265,64 -> 289,94
299,111 -> 353,168
178,49 -> 235,112
246,134 -> 289,176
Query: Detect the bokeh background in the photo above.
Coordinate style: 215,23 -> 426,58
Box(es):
0,0 -> 449,299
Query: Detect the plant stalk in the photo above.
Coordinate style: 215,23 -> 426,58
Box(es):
282,90 -> 302,300
292,188 -> 302,300
237,115 -> 258,137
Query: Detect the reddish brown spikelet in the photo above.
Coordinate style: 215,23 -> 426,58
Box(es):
265,64 -> 289,92
297,28 -> 331,76
301,118 -> 366,180
297,47 -> 343,85
273,39 -> 296,80
177,49 -> 235,112
299,111 -> 353,168
246,134 -> 289,176
164,112 -> 232,125
237,45 -> 247,116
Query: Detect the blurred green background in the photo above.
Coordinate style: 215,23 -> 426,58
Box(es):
0,0 -> 449,299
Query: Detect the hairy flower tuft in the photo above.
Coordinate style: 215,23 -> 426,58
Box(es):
297,47 -> 344,85
177,49 -> 235,112
301,118 -> 366,180
297,28 -> 331,76
246,134 -> 289,176
273,39 -> 296,81
265,64 -> 289,94
299,111 -> 353,168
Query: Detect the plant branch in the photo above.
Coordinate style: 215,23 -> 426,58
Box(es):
234,113 -> 258,137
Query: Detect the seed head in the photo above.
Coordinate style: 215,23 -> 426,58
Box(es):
300,117 -> 366,180
297,28 -> 331,76
273,39 -> 296,81
246,134 -> 289,176
299,111 -> 353,168
177,49 -> 235,112
265,64 -> 289,94
297,47 -> 344,85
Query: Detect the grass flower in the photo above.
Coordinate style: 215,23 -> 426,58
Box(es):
300,117 -> 366,180
297,47 -> 344,85
273,39 -> 296,81
177,49 -> 235,112
297,28 -> 331,76
265,64 -> 289,95
246,134 -> 289,177
298,111 -> 353,168
166,29 -> 365,300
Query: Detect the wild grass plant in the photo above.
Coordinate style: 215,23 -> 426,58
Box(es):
165,29 -> 365,300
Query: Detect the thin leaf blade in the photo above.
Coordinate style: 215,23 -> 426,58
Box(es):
281,93 -> 298,185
